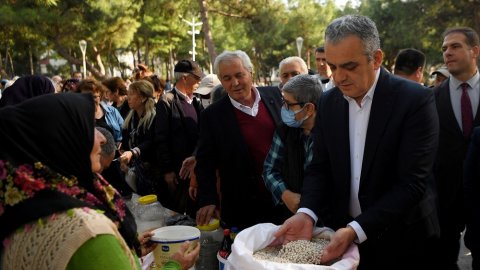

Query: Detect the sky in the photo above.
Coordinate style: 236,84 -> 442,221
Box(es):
334,0 -> 361,8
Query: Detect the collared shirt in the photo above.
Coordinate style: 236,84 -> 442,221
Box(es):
263,130 -> 314,205
229,87 -> 261,116
298,69 -> 380,244
449,71 -> 480,130
342,69 -> 380,243
175,87 -> 194,104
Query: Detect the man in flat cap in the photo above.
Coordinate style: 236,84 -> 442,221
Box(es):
155,59 -> 204,217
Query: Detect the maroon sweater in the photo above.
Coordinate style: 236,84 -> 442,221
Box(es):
234,100 -> 276,192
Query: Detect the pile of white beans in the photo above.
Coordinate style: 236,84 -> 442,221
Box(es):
253,238 -> 330,265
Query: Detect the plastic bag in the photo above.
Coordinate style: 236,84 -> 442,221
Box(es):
225,223 -> 359,270
130,157 -> 155,195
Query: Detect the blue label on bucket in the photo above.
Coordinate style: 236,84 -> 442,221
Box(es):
162,245 -> 170,252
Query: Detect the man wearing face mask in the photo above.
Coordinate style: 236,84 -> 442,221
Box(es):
263,74 -> 323,222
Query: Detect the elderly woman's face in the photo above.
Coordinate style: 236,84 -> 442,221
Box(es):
90,128 -> 106,173
127,88 -> 145,112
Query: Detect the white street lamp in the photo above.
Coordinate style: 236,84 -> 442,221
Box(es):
181,17 -> 202,61
296,37 -> 304,58
78,40 -> 87,79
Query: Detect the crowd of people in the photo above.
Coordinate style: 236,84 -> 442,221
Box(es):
0,14 -> 478,270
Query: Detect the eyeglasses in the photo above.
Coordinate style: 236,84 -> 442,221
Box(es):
282,98 -> 305,111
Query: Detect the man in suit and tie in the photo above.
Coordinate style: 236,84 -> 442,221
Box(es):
155,59 -> 204,216
433,26 -> 480,270
195,50 -> 282,229
274,15 -> 440,270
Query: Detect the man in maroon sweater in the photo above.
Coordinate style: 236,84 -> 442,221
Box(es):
195,50 -> 283,229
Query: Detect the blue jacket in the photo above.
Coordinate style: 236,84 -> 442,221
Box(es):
100,101 -> 124,142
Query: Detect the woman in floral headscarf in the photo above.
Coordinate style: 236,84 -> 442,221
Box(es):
0,93 -> 199,270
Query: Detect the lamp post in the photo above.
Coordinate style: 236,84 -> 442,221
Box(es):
181,17 -> 203,61
78,40 -> 87,79
296,37 -> 304,58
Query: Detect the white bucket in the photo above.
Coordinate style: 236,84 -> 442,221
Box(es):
150,226 -> 200,269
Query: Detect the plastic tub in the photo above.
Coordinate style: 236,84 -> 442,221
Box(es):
150,226 -> 200,268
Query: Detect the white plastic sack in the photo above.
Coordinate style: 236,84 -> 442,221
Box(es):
225,223 -> 359,270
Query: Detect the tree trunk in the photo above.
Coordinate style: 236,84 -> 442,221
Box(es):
136,39 -> 141,65
53,41 -> 103,79
144,39 -> 149,66
198,0 -> 217,68
93,46 -> 106,77
7,50 -> 14,76
29,45 -> 34,75
4,44 -> 9,74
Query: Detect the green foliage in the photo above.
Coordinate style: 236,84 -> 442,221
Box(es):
2,0 -> 479,81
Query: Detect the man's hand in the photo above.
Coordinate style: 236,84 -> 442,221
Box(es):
281,190 -> 301,214
196,205 -> 218,226
272,212 -> 314,246
179,156 -> 196,179
320,226 -> 357,264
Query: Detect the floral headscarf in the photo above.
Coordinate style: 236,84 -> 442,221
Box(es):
0,93 -> 139,255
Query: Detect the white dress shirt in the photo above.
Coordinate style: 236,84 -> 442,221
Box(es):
298,69 -> 380,244
228,87 -> 261,116
449,71 -> 480,130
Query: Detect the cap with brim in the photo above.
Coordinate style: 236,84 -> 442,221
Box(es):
431,66 -> 450,78
174,59 -> 204,79
195,74 -> 221,95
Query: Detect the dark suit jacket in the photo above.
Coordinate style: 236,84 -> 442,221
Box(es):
433,79 -> 480,231
155,89 -> 203,176
195,87 -> 282,229
301,68 -> 440,267
463,127 -> 480,254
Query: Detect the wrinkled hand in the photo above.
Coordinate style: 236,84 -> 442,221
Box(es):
272,212 -> 314,246
138,230 -> 157,257
281,190 -> 301,214
196,205 -> 218,226
179,156 -> 196,179
320,226 -> 356,264
171,241 -> 200,270
188,186 -> 197,201
164,172 -> 177,193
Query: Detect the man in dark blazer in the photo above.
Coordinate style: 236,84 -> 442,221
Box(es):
155,59 -> 204,216
274,15 -> 440,270
195,50 -> 282,229
464,127 -> 480,270
433,26 -> 480,270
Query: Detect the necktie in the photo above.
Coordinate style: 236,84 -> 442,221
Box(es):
461,83 -> 473,139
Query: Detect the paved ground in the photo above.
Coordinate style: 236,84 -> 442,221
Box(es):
459,231 -> 473,270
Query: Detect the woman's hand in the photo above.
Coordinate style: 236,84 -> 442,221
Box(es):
120,151 -> 133,165
171,241 -> 200,270
138,230 -> 157,257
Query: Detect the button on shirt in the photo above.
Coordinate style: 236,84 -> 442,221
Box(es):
449,71 -> 480,131
229,87 -> 261,116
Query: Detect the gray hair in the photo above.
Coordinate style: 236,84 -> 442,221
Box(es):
325,15 -> 380,61
123,80 -> 156,133
214,50 -> 254,76
96,127 -> 116,157
279,56 -> 308,74
282,74 -> 322,104
174,72 -> 188,82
